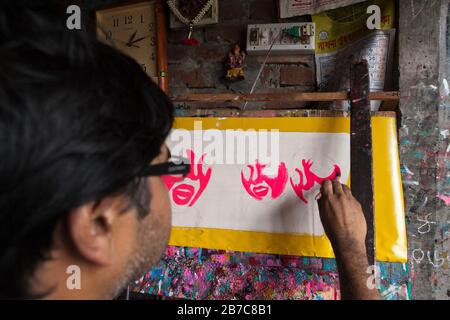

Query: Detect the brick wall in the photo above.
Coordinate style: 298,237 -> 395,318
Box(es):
85,0 -> 315,109
167,0 -> 315,109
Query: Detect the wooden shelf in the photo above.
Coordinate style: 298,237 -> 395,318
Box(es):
171,91 -> 400,103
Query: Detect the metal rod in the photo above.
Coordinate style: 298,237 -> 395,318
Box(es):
242,31 -> 282,110
350,60 -> 376,267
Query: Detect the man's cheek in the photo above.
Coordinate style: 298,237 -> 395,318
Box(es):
152,177 -> 172,223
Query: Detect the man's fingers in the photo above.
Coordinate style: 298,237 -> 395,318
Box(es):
315,192 -> 322,201
342,184 -> 351,195
331,177 -> 343,195
321,180 -> 333,196
321,177 -> 350,198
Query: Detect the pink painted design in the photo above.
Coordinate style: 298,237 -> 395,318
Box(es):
437,194 -> 450,206
162,149 -> 212,207
290,159 -> 341,204
241,161 -> 289,200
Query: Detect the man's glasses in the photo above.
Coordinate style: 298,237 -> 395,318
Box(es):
140,153 -> 191,178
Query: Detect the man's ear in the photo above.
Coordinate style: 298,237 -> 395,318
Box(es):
66,198 -> 123,266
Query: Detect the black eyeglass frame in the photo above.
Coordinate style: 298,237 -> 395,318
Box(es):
140,155 -> 191,177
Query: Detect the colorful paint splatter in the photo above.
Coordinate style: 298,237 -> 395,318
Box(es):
130,246 -> 410,300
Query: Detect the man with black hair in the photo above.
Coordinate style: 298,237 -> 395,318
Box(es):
0,1 -> 175,299
0,1 -> 379,300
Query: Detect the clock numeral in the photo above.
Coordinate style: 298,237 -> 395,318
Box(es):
149,22 -> 154,31
124,15 -> 133,25
105,30 -> 112,40
151,52 -> 156,61
141,15 -> 144,24
141,64 -> 147,71
113,18 -> 119,27
150,36 -> 156,47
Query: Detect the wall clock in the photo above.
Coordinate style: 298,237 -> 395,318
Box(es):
96,0 -> 169,93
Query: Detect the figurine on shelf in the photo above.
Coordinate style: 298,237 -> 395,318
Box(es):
225,44 -> 246,81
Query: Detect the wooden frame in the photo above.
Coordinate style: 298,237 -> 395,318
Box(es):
155,0 -> 169,93
170,91 -> 400,103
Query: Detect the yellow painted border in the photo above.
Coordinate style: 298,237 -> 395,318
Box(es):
372,117 -> 407,262
169,117 -> 408,263
174,117 -> 349,133
170,227 -> 334,258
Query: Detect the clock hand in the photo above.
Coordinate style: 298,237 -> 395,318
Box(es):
130,35 -> 150,45
126,30 -> 138,47
132,34 -> 151,43
114,38 -> 140,48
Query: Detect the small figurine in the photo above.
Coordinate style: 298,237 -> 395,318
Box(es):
225,44 -> 246,81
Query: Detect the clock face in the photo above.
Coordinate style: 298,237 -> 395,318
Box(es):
96,1 -> 158,83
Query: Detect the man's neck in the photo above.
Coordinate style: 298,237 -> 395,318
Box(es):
31,252 -> 109,300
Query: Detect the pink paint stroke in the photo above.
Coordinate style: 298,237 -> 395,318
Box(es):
162,149 -> 212,207
437,194 -> 450,206
241,161 -> 289,201
290,159 -> 341,204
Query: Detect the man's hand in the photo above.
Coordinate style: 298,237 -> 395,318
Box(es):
317,177 -> 381,300
317,178 -> 366,255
